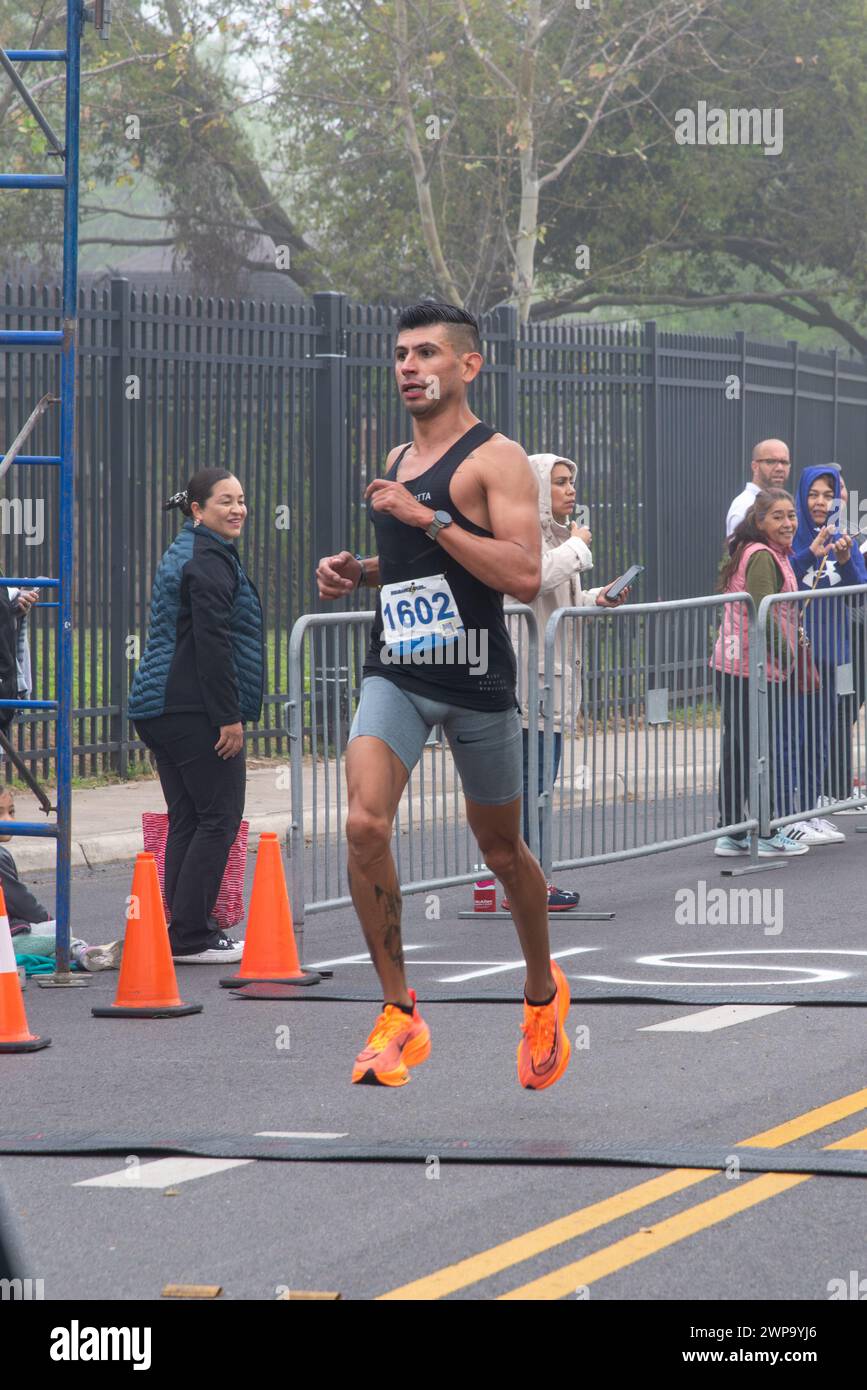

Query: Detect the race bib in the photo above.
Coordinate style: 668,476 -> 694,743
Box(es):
380,573 -> 464,650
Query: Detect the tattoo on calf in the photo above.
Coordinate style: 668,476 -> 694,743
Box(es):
374,882 -> 404,969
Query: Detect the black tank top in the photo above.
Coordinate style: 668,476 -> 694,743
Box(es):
363,422 -> 517,710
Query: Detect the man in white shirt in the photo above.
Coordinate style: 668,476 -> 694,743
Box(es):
725,439 -> 791,539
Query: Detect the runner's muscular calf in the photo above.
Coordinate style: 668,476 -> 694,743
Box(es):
316,436 -> 556,1008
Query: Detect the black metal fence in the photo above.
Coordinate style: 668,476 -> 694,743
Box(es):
2,278 -> 866,777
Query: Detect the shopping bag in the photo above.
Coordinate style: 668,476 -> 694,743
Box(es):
141,811 -> 249,929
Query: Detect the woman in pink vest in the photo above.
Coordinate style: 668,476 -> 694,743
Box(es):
712,489 -> 811,857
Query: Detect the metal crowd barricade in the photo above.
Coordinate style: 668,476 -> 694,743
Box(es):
285,605 -> 539,957
539,595 -> 762,877
758,585 -> 867,839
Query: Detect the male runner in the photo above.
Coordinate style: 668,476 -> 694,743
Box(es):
315,301 -> 570,1091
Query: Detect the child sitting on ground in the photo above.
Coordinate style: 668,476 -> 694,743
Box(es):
0,787 -> 121,971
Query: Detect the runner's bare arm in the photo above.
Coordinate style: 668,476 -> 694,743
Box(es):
316,449 -> 404,597
420,440 -> 542,602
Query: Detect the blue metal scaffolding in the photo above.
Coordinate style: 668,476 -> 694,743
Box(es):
0,2 -> 108,986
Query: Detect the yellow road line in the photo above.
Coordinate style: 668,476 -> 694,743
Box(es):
378,1086 -> 867,1301
501,1100 -> 867,1301
743,1088 -> 867,1146
500,1174 -> 809,1300
377,1170 -> 715,1301
827,1125 -> 867,1150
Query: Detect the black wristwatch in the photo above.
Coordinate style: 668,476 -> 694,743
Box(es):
425,510 -> 453,542
353,553 -> 365,589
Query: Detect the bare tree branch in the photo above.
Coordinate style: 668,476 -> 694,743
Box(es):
455,0 -> 518,97
393,0 -> 463,303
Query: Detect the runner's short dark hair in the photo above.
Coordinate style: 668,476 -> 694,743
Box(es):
396,301 -> 481,356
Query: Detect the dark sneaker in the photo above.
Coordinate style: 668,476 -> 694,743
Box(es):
546,883 -> 580,911
502,883 -> 580,912
172,936 -> 244,964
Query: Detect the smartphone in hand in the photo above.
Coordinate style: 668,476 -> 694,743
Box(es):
605,564 -> 644,602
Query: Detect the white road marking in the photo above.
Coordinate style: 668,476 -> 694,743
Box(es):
306,946 -> 427,969
438,946 -> 598,984
255,1132 -> 348,1140
640,1004 -> 793,1033
580,948 -> 867,987
75,1158 -> 251,1189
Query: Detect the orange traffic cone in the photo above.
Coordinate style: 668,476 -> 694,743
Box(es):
92,853 -> 203,1018
0,884 -> 50,1052
220,832 -> 320,988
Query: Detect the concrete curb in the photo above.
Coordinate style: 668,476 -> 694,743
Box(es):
17,813 -> 294,875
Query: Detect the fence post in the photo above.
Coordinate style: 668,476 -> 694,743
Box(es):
832,347 -> 839,459
789,338 -> 799,461
642,321 -> 661,604
736,329 -> 747,465
312,292 -> 349,740
108,277 -> 131,777
312,291 -> 348,573
755,597 -> 773,839
493,304 -> 518,441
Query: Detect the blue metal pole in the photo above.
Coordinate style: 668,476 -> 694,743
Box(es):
51,0 -> 83,980
4,51 -> 69,62
0,456 -> 62,465
0,175 -> 66,189
0,331 -> 64,345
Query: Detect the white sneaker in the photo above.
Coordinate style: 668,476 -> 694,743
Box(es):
809,816 -> 846,843
172,936 -> 244,964
785,820 -> 828,846
78,940 -> 124,972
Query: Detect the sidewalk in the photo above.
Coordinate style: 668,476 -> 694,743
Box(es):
13,764 -> 294,873
11,721 -> 725,872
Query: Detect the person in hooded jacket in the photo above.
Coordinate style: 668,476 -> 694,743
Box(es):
787,465 -> 867,840
128,468 -> 264,964
506,453 -> 627,911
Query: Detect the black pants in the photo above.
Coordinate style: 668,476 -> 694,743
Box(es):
716,671 -> 750,828
716,670 -> 797,828
134,713 -> 246,954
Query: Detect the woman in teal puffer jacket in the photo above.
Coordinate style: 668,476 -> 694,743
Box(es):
129,468 -> 264,964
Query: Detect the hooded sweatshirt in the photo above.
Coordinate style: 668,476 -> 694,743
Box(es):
790,465 -> 867,666
507,454 -> 602,731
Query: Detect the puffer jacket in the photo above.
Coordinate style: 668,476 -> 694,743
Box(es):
507,453 -> 602,731
129,520 -> 264,727
0,584 -> 20,733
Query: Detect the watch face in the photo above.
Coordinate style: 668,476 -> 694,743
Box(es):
435,510 -> 452,525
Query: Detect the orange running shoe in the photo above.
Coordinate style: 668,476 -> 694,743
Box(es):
517,960 -> 571,1090
351,989 -> 431,1087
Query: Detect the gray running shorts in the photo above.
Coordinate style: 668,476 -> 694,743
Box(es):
348,676 -> 523,805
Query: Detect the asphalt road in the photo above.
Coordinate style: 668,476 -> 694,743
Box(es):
2,822 -> 867,1302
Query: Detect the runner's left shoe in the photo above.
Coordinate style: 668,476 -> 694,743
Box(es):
517,959 -> 571,1091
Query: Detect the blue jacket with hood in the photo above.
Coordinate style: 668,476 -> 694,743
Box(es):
128,520 -> 264,726
790,465 -> 867,666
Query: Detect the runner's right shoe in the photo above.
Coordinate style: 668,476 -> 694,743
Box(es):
352,989 -> 431,1087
